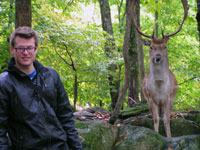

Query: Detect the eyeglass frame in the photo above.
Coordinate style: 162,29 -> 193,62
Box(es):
14,46 -> 37,53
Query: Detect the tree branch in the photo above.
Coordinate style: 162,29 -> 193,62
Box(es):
178,76 -> 199,85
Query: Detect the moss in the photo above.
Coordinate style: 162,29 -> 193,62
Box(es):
196,113 -> 200,124
76,120 -> 118,150
171,118 -> 200,137
75,120 -> 90,129
113,126 -> 165,150
119,104 -> 149,119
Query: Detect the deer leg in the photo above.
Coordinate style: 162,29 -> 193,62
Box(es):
163,98 -> 173,138
150,102 -> 159,133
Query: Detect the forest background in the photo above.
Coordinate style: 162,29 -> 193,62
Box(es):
0,0 -> 199,116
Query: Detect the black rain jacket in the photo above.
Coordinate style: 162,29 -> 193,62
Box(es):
0,58 -> 82,150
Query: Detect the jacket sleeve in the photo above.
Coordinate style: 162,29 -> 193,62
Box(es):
54,72 -> 82,150
0,81 -> 11,150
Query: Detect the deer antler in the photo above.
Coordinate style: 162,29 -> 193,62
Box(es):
165,0 -> 189,38
131,0 -> 152,39
131,0 -> 189,39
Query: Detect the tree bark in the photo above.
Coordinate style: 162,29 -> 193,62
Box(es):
134,0 -> 146,103
98,0 -> 120,110
74,74 -> 78,109
15,0 -> 32,28
138,36 -> 146,103
109,0 -> 132,124
128,0 -> 139,107
155,0 -> 159,38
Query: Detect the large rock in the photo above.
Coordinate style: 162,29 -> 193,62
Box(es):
179,110 -> 200,124
120,105 -> 200,137
76,120 -> 200,150
74,105 -> 200,150
76,120 -> 118,150
113,126 -> 166,150
165,135 -> 200,150
123,116 -> 200,137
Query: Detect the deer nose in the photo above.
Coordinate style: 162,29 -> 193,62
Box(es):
153,54 -> 162,64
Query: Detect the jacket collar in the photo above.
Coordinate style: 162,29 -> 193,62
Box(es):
7,57 -> 48,78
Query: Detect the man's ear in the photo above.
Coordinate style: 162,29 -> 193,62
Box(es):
35,46 -> 39,53
141,39 -> 151,46
9,46 -> 14,55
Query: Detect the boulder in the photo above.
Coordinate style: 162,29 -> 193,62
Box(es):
165,135 -> 200,150
113,125 -> 166,150
76,120 -> 200,150
123,116 -> 200,137
76,120 -> 118,150
74,106 -> 200,150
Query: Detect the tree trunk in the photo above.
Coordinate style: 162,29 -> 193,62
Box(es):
109,0 -> 132,124
15,0 -> 32,28
155,11 -> 159,37
138,36 -> 146,103
74,74 -> 78,109
128,0 -> 139,107
196,0 -> 200,44
98,0 -> 120,110
6,0 -> 15,43
127,26 -> 138,106
136,0 -> 146,103
155,0 -> 159,38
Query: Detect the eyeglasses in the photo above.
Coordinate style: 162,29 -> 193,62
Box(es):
14,46 -> 36,53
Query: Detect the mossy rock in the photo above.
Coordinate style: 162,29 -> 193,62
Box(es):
165,135 -> 200,150
76,120 -> 118,150
119,104 -> 149,119
170,118 -> 200,137
113,126 -> 166,150
75,120 -> 200,150
123,117 -> 200,137
182,110 -> 200,124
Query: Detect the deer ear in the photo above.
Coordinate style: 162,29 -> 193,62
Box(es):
141,39 -> 151,46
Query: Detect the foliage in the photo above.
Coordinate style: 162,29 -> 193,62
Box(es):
0,0 -> 199,110
0,0 -> 14,72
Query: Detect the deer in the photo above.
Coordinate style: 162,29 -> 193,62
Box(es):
131,0 -> 189,138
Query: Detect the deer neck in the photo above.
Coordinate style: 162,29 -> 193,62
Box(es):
150,60 -> 169,81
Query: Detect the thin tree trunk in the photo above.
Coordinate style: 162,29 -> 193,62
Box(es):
7,0 -> 14,43
138,36 -> 146,103
15,0 -> 32,28
74,74 -> 78,109
136,0 -> 146,103
109,0 -> 132,124
52,44 -> 78,110
155,3 -> 159,38
196,0 -> 200,44
98,0 -> 120,110
128,10 -> 139,107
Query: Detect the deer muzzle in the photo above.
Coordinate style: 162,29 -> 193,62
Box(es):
153,54 -> 162,64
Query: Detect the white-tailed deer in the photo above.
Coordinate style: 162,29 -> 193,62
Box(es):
131,0 -> 189,137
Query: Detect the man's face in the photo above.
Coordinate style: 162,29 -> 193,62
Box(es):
10,36 -> 38,71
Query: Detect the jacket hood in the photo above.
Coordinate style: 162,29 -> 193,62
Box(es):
7,57 -> 47,78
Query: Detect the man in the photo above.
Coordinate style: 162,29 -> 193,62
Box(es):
0,26 -> 82,150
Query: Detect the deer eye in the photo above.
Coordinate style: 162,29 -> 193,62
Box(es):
150,46 -> 153,50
